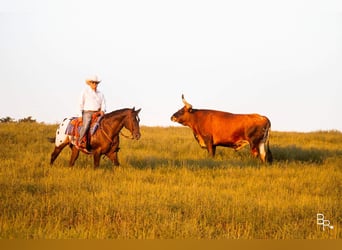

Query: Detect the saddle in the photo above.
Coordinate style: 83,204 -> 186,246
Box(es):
65,112 -> 103,146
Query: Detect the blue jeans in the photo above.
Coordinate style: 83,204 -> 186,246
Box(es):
78,111 -> 95,143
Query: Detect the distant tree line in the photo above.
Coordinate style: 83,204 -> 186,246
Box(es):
0,116 -> 37,123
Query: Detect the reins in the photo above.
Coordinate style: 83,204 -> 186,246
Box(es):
100,125 -> 114,143
120,132 -> 134,139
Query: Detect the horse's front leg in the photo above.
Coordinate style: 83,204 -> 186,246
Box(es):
93,151 -> 101,169
69,146 -> 80,167
106,150 -> 120,166
105,142 -> 120,166
112,151 -> 120,166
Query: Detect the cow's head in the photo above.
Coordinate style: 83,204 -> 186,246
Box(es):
171,94 -> 193,125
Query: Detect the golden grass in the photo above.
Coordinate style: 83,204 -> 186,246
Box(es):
0,123 -> 341,239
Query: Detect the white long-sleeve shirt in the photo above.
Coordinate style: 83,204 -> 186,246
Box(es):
78,85 -> 106,117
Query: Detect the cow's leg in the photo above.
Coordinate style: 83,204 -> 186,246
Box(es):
69,146 -> 80,167
194,133 -> 207,148
211,145 -> 216,156
204,135 -> 216,157
249,141 -> 260,158
251,147 -> 259,158
258,142 -> 266,163
253,140 -> 273,164
234,140 -> 249,151
50,142 -> 69,165
258,142 -> 273,164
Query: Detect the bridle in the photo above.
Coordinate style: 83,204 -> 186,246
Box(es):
100,112 -> 140,143
123,113 -> 140,139
120,131 -> 134,139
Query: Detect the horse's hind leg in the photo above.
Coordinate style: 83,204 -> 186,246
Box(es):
50,142 -> 69,165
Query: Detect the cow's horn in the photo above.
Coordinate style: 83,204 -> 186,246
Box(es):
182,94 -> 192,109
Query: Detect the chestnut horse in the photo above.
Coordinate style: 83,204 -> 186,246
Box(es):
50,108 -> 141,168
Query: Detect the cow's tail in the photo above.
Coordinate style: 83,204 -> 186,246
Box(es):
263,119 -> 273,164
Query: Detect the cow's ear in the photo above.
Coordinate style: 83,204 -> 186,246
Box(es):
188,108 -> 193,113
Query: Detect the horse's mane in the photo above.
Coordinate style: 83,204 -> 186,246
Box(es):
104,108 -> 132,119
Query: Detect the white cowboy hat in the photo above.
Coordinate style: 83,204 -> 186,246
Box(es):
86,75 -> 101,83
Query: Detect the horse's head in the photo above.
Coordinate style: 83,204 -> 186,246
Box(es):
123,107 -> 141,140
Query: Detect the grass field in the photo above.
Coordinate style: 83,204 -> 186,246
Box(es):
0,122 -> 341,239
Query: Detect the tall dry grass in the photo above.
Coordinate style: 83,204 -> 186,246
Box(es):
0,122 -> 341,239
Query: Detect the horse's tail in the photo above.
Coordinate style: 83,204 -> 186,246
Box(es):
47,137 -> 56,143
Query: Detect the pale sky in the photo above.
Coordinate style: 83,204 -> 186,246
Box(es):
1,0 -> 341,131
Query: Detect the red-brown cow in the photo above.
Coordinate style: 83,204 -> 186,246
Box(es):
171,95 -> 272,163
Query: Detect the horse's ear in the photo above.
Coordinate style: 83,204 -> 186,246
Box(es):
132,107 -> 141,114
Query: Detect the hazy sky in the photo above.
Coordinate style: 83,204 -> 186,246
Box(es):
1,0 -> 341,131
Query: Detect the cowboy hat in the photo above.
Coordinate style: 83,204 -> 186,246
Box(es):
86,75 -> 101,84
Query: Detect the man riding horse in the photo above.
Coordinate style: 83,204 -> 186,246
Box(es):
50,75 -> 141,168
78,75 -> 106,151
